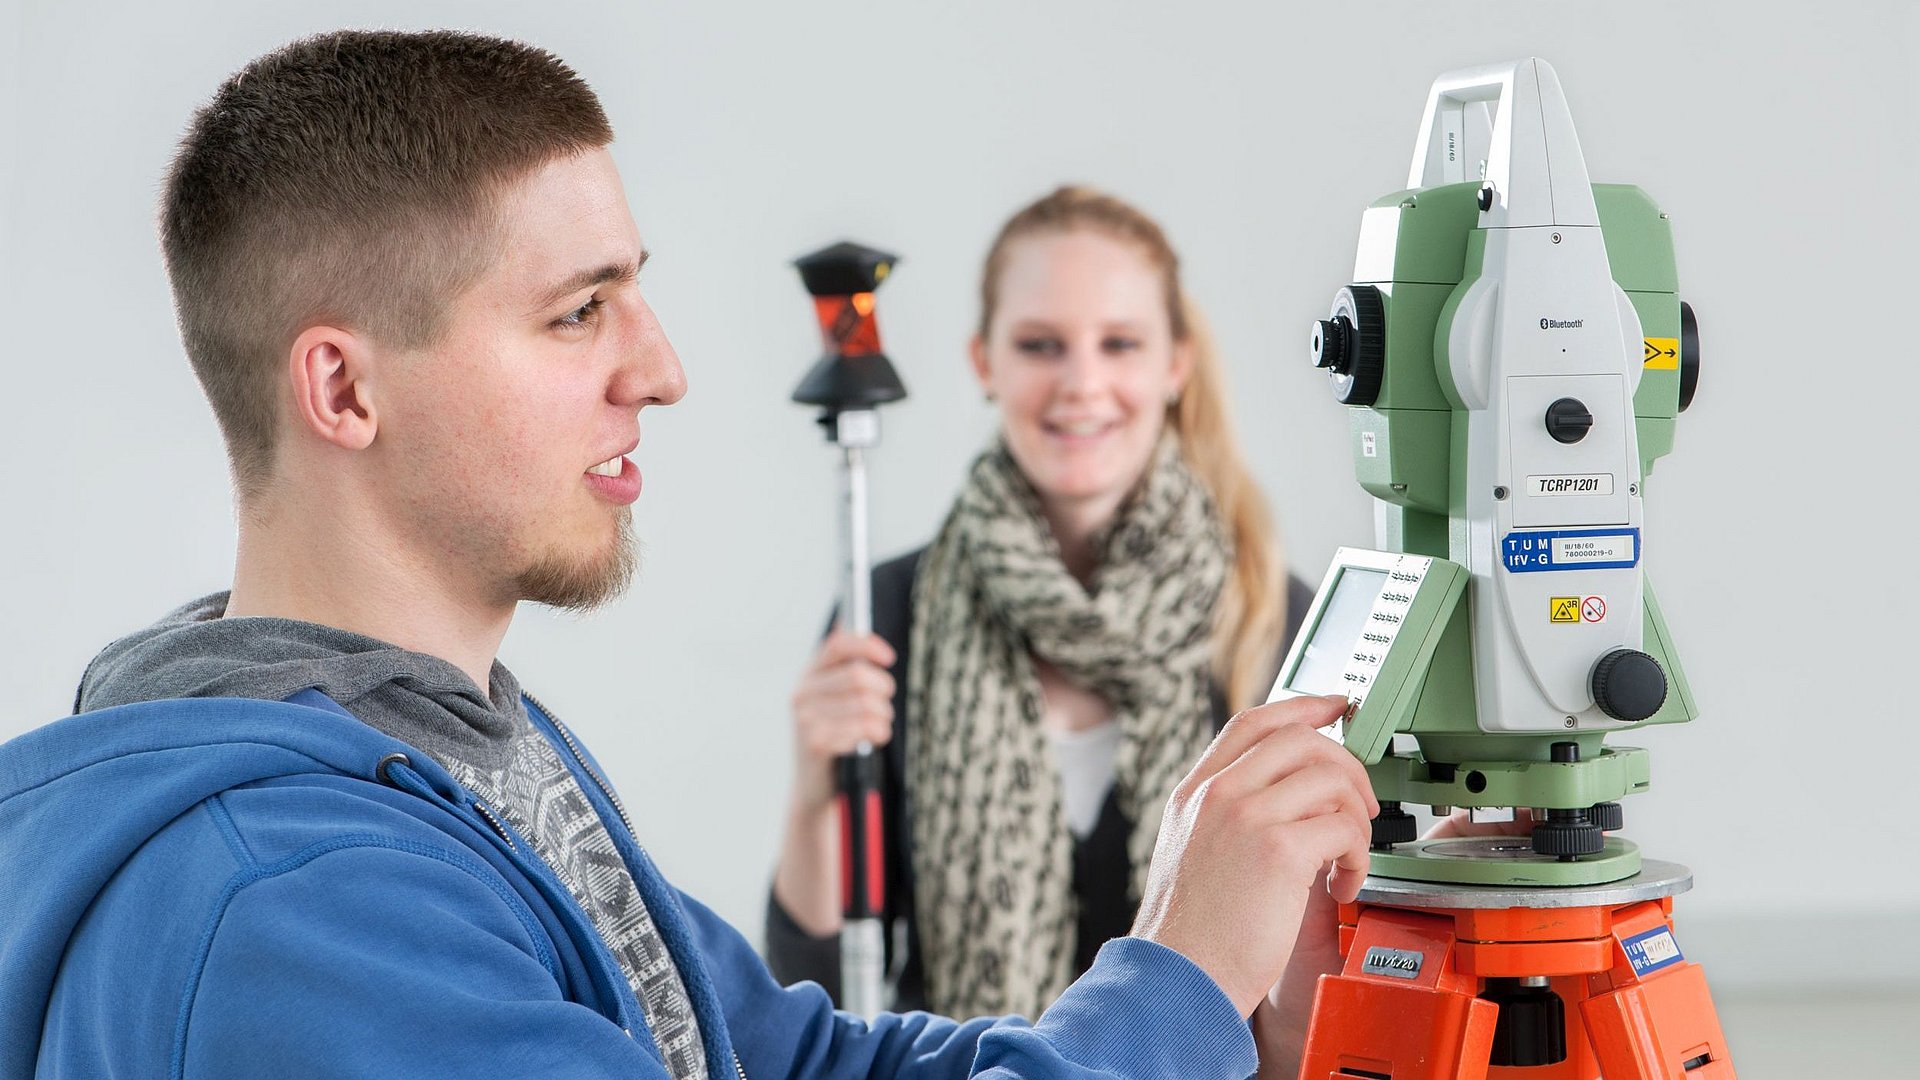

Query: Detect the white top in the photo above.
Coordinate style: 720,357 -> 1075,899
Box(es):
1046,721 -> 1121,839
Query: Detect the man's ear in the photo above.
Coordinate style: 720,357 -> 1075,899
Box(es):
287,325 -> 378,452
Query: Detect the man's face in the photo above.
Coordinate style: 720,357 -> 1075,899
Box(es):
372,148 -> 685,611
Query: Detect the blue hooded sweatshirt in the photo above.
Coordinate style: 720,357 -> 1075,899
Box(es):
0,692 -> 1259,1078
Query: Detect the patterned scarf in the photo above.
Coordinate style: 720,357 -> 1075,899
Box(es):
906,436 -> 1228,1019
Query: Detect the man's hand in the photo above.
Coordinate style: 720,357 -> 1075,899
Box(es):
1249,807 -> 1542,1073
1423,806 -> 1536,840
1251,865 -> 1343,1077
1129,695 -> 1377,1018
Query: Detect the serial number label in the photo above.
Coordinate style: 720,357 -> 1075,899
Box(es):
1622,927 -> 1685,977
1552,536 -> 1633,564
1529,473 -> 1613,496
1361,946 -> 1426,980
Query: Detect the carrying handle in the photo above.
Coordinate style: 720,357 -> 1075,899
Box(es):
1407,58 -> 1597,228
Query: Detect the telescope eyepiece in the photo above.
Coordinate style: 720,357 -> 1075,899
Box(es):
1311,317 -> 1352,373
1314,285 -> 1386,406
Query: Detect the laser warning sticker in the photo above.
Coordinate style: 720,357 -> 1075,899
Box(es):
1360,946 -> 1425,981
1622,926 -> 1685,977
1644,338 -> 1680,369
1581,596 -> 1608,623
1551,597 -> 1581,623
1502,528 -> 1641,572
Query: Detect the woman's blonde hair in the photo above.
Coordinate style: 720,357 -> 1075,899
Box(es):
978,185 -> 1287,709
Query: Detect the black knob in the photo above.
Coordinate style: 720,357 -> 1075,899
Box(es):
1679,301 -> 1701,413
1310,317 -> 1351,373
1531,813 -> 1605,858
1482,979 -> 1568,1067
1371,802 -> 1419,850
1592,802 -> 1624,832
1314,285 -> 1386,407
1545,398 -> 1593,444
1477,184 -> 1495,212
1591,649 -> 1667,722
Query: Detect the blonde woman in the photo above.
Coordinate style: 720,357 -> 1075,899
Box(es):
768,186 -> 1313,1020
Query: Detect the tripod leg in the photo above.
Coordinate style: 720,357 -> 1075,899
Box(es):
1298,908 -> 1497,1080
1580,903 -> 1735,1078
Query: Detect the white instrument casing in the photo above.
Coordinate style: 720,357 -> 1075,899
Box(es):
1417,59 -> 1648,733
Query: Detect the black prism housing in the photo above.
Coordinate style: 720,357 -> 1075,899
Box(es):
791,240 -> 908,412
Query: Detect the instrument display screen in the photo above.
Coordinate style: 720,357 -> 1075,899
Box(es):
1287,566 -> 1390,697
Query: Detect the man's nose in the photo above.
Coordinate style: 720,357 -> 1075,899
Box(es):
611,298 -> 688,408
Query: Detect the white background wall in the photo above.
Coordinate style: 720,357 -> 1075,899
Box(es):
3,0 -> 1915,993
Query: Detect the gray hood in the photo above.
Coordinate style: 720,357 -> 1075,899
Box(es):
76,593 -> 522,771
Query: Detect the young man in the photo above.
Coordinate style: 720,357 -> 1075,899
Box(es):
0,30 -> 1374,1079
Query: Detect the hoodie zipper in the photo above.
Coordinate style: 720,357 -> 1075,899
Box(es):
471,799 -> 516,850
524,694 -> 748,1080
523,693 -> 639,842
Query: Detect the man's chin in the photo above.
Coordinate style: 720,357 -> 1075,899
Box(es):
514,515 -> 639,613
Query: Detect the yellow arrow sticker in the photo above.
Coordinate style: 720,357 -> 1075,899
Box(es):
1550,597 -> 1582,623
1643,337 -> 1680,370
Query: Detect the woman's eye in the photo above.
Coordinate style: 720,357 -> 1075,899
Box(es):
556,298 -> 605,329
1014,337 -> 1063,357
1102,336 -> 1141,353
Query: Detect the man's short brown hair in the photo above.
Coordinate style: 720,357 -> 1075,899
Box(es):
161,30 -> 613,497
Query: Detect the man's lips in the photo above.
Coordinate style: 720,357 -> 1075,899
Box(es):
588,438 -> 641,473
584,454 -> 641,505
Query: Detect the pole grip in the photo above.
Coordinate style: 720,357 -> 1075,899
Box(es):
837,749 -> 887,1017
836,751 -> 886,919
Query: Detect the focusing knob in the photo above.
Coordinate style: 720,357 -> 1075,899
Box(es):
1313,285 -> 1386,406
1545,398 -> 1593,444
1591,649 -> 1667,722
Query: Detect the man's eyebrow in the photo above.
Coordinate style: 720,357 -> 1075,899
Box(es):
527,251 -> 648,316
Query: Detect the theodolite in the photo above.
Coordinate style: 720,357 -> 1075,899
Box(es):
1268,59 -> 1733,1078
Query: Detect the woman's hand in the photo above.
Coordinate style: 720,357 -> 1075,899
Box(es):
787,630 -> 897,811
773,629 -> 898,937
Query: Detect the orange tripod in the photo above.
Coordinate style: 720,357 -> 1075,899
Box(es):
1297,860 -> 1734,1079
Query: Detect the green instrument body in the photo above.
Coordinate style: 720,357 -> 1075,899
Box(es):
1279,177 -> 1700,887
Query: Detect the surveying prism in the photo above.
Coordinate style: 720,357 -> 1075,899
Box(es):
1270,60 -> 1733,1078
791,241 -> 907,1020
